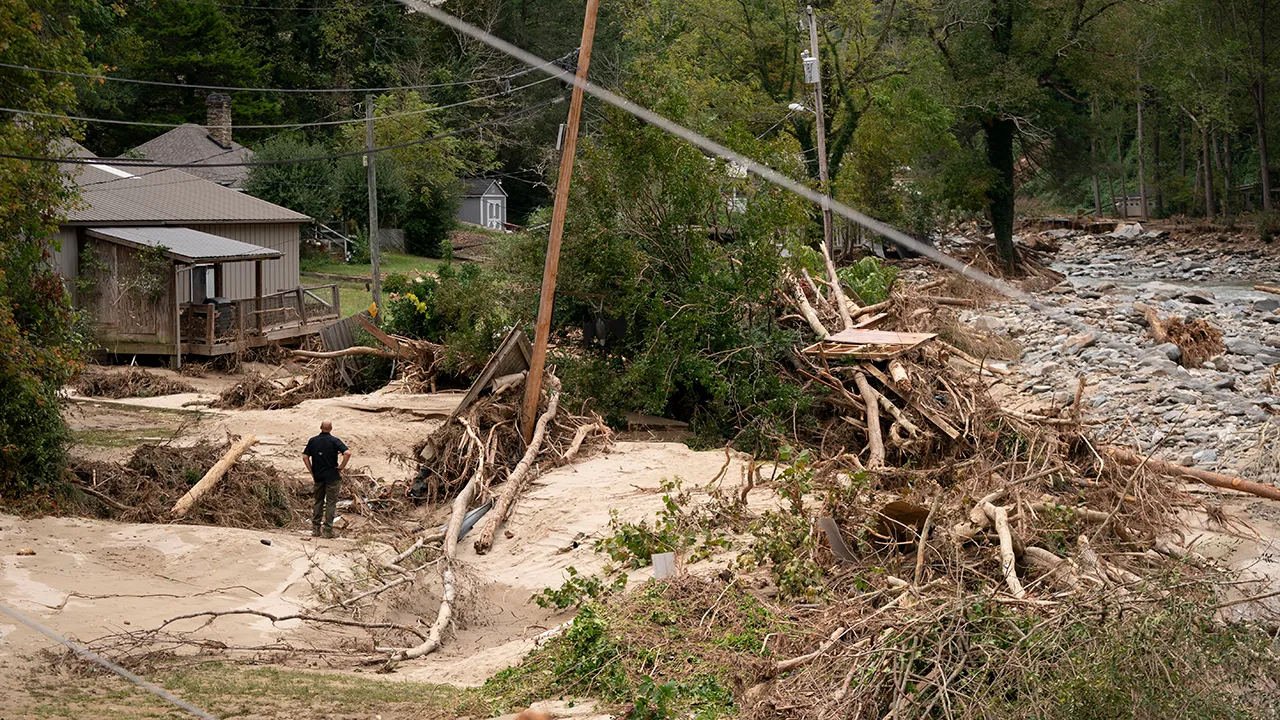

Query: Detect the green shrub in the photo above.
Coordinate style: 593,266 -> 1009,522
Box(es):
383,262 -> 509,375
837,256 -> 898,305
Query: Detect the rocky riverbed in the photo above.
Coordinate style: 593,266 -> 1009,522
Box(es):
952,225 -> 1280,482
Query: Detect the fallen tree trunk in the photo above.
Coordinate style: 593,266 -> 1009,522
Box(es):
293,347 -> 398,360
853,371 -> 885,469
388,421 -> 485,662
819,242 -> 855,330
565,421 -> 607,462
1255,285 -> 1280,296
1106,446 -> 1280,501
472,376 -> 562,555
1135,302 -> 1169,343
792,280 -> 831,340
172,435 -> 258,517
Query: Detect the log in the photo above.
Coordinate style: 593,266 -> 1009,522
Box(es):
819,241 -> 855,329
473,377 -> 563,555
491,371 -> 527,394
888,359 -> 910,390
1106,446 -> 1280,502
792,280 -> 830,339
1254,285 -> 1280,296
860,363 -> 960,440
172,435 -> 258,517
293,346 -> 398,359
938,342 -> 1012,375
876,392 -> 921,438
982,503 -> 1025,598
851,299 -> 892,319
852,371 -> 885,469
800,268 -> 832,312
389,421 -> 485,662
1135,302 -> 1168,343
564,421 -> 607,462
1023,546 -> 1080,590
924,296 -> 978,307
774,626 -> 847,673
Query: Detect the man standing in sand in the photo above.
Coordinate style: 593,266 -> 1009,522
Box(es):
303,420 -> 351,538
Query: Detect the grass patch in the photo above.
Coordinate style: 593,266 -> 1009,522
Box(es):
70,427 -> 172,448
337,279 -> 374,318
13,663 -> 490,719
301,251 -> 443,278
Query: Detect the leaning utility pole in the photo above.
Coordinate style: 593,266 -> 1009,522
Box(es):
365,94 -> 382,310
805,5 -> 852,330
520,0 -> 599,443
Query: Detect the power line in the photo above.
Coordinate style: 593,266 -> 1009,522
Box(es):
164,0 -> 401,10
37,96 -> 566,183
0,60 -> 552,94
0,603 -> 219,720
1,75 -> 558,130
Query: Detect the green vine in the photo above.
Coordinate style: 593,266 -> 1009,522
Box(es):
119,244 -> 171,305
74,242 -> 109,305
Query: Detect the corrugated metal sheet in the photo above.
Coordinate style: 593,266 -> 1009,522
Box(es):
62,160 -> 309,225
86,226 -> 282,263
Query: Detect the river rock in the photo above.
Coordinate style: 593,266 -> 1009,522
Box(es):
1180,289 -> 1216,305
1255,298 -> 1280,313
1225,337 -> 1263,356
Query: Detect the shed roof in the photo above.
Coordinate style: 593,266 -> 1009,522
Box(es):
461,178 -> 506,198
59,142 -> 309,225
86,226 -> 284,264
129,124 -> 254,189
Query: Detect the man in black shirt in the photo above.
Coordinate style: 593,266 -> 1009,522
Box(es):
303,420 -> 351,538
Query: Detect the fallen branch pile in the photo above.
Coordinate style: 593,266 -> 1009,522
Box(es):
68,438 -> 305,527
73,368 -> 196,399
210,363 -> 344,410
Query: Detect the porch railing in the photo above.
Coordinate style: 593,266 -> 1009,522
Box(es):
181,283 -> 341,346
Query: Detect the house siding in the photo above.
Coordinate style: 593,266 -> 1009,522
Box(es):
457,193 -> 506,228
183,223 -> 300,301
50,227 -> 79,287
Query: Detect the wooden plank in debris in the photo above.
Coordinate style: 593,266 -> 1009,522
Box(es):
449,327 -> 533,421
860,362 -> 961,440
357,314 -> 401,353
852,312 -> 889,329
802,328 -> 936,361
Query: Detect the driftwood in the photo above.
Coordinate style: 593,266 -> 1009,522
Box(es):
938,342 -> 1012,375
1254,285 -> 1280,296
565,421 -> 608,462
888,359 -> 910,389
852,371 -> 885,469
982,503 -> 1024,598
1106,447 -> 1280,502
925,296 -> 978,307
388,420 -> 485,662
793,280 -> 831,340
1135,302 -> 1168,343
293,346 -> 398,360
171,435 -> 258,517
819,242 -> 855,330
472,376 -> 563,555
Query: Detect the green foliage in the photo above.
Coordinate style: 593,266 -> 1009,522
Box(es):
119,244 -> 171,304
739,448 -> 826,600
532,567 -> 627,610
382,263 -> 509,375
244,136 -> 336,222
0,0 -> 92,499
595,478 -> 731,569
630,678 -> 679,720
837,256 -> 899,305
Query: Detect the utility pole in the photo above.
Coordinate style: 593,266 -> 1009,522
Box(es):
519,0 -> 599,443
365,94 -> 382,310
805,5 -> 852,330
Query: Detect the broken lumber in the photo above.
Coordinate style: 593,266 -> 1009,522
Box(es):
852,371 -> 885,469
1105,447 -> 1280,501
473,376 -> 562,555
357,314 -> 401,352
172,435 -> 258,517
1255,285 -> 1280,296
888,359 -> 910,389
860,363 -> 961,440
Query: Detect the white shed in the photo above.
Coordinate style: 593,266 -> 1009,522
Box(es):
457,178 -> 507,229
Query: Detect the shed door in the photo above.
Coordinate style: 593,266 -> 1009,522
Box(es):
484,198 -> 503,229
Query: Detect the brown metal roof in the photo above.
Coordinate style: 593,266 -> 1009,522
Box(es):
61,153 -> 310,225
86,226 -> 284,263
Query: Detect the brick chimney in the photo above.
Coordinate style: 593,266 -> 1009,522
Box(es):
206,93 -> 232,148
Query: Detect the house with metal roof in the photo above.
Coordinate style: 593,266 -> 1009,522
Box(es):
53,142 -> 340,362
126,94 -> 254,190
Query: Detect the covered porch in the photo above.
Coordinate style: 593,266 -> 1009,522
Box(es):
84,227 -> 341,359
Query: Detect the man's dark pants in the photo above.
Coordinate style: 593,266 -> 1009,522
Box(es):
312,475 -> 340,532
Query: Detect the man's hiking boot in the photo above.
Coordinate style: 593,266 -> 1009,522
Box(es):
323,527 -> 336,539
311,526 -> 322,538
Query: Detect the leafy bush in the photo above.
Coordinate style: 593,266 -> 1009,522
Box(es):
532,567 -> 626,610
837,256 -> 898,305
383,262 -> 509,375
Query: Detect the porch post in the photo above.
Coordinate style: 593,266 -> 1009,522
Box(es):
171,264 -> 182,370
254,259 -> 264,333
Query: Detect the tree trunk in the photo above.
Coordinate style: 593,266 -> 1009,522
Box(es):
1106,173 -> 1116,217
1179,119 -> 1188,214
1153,106 -> 1163,216
1223,133 -> 1233,218
1203,126 -> 1216,221
1091,99 -> 1103,216
1258,79 -> 1274,213
984,116 -> 1017,272
1117,123 -> 1128,216
1136,67 -> 1148,221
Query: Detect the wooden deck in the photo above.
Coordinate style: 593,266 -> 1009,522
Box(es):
180,284 -> 341,356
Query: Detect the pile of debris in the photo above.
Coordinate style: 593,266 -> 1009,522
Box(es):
69,438 -> 304,528
210,364 -> 345,410
73,368 -> 197,399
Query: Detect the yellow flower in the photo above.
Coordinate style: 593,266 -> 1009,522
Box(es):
368,302 -> 378,318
